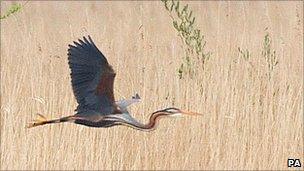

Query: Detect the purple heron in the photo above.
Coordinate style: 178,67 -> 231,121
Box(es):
28,36 -> 201,131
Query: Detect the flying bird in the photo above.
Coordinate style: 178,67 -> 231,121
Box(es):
28,36 -> 202,131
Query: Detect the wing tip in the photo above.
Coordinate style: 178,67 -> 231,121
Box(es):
132,93 -> 141,100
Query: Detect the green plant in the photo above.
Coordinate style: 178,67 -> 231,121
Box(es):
262,33 -> 278,70
0,3 -> 22,20
178,53 -> 194,79
161,0 -> 210,79
237,33 -> 278,78
262,33 -> 278,78
238,47 -> 250,61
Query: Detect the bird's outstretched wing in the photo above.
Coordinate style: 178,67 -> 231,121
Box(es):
68,36 -> 119,114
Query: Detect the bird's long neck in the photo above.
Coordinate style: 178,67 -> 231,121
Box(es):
120,112 -> 167,131
145,112 -> 168,130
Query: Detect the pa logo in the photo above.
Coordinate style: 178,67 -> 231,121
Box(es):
287,158 -> 302,168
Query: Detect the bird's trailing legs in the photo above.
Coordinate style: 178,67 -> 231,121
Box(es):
27,113 -> 77,128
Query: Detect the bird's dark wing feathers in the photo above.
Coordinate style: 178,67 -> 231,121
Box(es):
68,36 -> 119,114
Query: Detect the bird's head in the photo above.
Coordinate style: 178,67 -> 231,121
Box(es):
154,107 -> 202,117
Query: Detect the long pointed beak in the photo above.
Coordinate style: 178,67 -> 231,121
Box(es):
180,110 -> 203,116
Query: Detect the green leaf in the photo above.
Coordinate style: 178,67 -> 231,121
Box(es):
170,2 -> 174,11
0,3 -> 22,20
188,11 -> 193,20
173,21 -> 179,31
191,17 -> 195,24
183,4 -> 188,13
175,1 -> 180,12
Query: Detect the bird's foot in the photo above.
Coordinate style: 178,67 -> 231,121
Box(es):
27,113 -> 48,128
